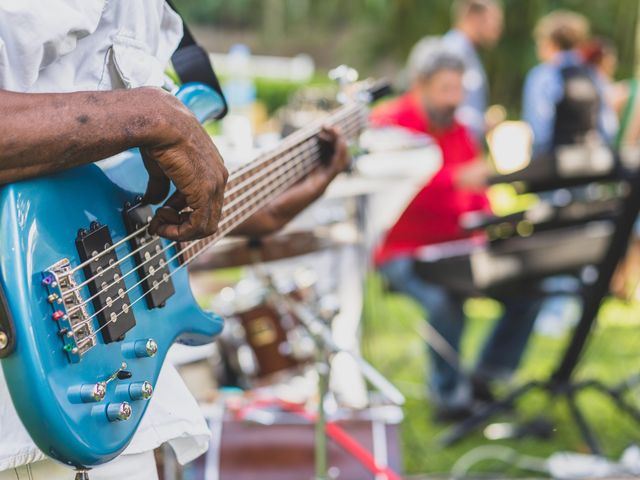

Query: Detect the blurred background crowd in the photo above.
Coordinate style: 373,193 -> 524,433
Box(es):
174,0 -> 638,119
166,1 -> 640,478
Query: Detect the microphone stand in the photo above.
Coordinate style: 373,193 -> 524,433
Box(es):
278,294 -> 405,480
249,254 -> 404,480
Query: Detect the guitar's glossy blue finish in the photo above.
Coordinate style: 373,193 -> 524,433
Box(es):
0,85 -> 224,468
178,82 -> 228,123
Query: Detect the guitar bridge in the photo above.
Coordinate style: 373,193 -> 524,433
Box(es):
42,259 -> 96,363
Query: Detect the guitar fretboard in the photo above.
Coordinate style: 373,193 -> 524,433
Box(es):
180,102 -> 367,262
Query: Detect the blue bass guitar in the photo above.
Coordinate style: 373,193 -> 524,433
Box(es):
0,82 -> 370,471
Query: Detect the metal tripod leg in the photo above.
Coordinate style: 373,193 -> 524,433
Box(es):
315,349 -> 330,480
439,381 -> 543,447
566,389 -> 602,454
581,376 -> 640,426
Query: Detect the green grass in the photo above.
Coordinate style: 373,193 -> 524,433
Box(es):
362,274 -> 640,477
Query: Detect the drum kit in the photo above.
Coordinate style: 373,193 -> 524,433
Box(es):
165,133 -> 429,478
174,224 -> 407,480
210,264 -> 318,387
184,117 -> 442,396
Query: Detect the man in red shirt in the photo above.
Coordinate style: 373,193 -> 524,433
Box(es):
374,41 -> 541,420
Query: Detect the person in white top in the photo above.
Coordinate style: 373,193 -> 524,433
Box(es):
0,1 -> 349,478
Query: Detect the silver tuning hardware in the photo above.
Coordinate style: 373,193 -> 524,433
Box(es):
79,382 -> 107,403
329,65 -> 359,104
74,470 -> 91,480
128,381 -> 153,401
134,338 -> 158,358
106,402 -> 132,422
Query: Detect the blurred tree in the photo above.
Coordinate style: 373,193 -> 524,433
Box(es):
172,0 -> 639,115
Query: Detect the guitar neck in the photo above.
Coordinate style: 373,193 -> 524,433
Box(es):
181,102 -> 367,261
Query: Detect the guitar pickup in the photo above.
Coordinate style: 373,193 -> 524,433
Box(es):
76,223 -> 136,343
123,201 -> 175,309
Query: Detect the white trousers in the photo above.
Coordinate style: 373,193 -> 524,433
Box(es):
0,451 -> 158,480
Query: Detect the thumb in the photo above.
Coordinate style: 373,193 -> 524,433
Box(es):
142,149 -> 170,205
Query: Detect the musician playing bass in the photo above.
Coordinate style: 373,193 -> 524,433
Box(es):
0,2 -> 349,478
373,40 -> 542,421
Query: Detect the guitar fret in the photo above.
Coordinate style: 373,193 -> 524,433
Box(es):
180,103 -> 366,261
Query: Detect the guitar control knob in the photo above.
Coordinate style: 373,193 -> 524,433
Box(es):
134,339 -> 158,358
129,381 -> 153,401
80,382 -> 106,403
106,402 -> 132,422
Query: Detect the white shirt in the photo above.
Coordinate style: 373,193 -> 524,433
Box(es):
0,0 -> 211,471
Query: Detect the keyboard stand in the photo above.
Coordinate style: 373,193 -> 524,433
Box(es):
440,168 -> 640,453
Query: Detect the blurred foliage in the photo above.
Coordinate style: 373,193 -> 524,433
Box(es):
362,273 -> 640,475
172,0 -> 639,116
254,77 -> 308,115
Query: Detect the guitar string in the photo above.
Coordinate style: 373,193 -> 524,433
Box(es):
177,115 -> 362,261
226,102 -> 363,180
66,105 -> 364,297
77,142 -> 323,346
67,103 -> 362,275
62,137 -> 323,300
62,104 -> 363,292
64,101 -> 362,301
64,111 -> 359,319
78,107 -> 364,347
72,153 -> 320,337
63,141 -> 323,315
69,125 -> 346,330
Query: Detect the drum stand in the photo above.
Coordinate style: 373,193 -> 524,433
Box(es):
252,262 -> 404,479
282,296 -> 405,480
440,169 -> 640,453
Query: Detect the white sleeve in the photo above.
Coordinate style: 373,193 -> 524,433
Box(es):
0,0 -> 105,91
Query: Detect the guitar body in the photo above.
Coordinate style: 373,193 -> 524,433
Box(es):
0,85 -> 224,469
0,79 -> 375,470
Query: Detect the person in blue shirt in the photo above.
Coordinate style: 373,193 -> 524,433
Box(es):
442,0 -> 504,142
522,12 -> 619,344
523,10 -> 616,158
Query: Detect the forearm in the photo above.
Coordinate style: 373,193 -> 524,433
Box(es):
233,168 -> 337,237
0,87 -> 167,183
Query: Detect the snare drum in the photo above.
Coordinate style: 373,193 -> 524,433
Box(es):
214,278 -> 316,384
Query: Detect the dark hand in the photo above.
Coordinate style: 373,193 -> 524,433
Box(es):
142,89 -> 228,241
230,126 -> 350,237
318,125 -> 350,179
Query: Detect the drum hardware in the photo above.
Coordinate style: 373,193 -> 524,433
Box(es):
212,272 -> 317,386
208,222 -> 357,388
233,240 -> 404,480
207,257 -> 404,479
279,294 -> 405,480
